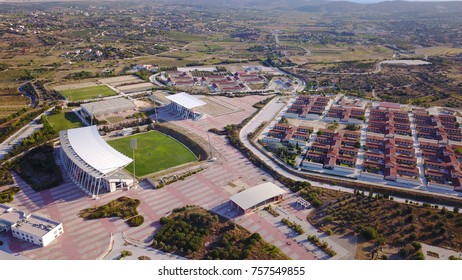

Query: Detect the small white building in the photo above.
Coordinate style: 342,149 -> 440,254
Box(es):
0,204 -> 63,247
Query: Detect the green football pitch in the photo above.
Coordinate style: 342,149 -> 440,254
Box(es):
60,85 -> 117,101
46,110 -> 83,132
108,131 -> 197,177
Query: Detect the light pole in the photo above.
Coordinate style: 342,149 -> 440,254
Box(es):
207,131 -> 216,161
130,138 -> 137,189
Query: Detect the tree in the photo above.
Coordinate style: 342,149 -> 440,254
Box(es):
411,242 -> 422,250
361,226 -> 378,240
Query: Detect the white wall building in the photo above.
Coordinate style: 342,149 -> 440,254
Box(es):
0,204 -> 63,247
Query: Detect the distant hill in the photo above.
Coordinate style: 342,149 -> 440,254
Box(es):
1,0 -> 462,16
296,0 -> 462,15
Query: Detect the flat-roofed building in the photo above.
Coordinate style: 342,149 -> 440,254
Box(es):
81,98 -> 136,118
230,182 -> 286,214
0,204 -> 63,247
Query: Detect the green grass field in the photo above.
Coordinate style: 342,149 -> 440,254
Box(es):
60,85 -> 117,101
108,131 -> 197,177
46,110 -> 83,132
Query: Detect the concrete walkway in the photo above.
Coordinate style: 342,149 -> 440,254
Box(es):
104,233 -> 185,260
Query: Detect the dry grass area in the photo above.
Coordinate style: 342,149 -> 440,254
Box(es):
416,47 -> 462,57
196,97 -> 238,116
53,82 -> 99,91
289,45 -> 392,64
0,88 -> 29,118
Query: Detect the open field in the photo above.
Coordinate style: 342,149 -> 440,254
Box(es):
108,131 -> 197,177
53,82 -> 99,91
60,85 -> 117,101
416,47 -> 462,57
46,110 -> 83,132
291,45 -> 393,65
0,92 -> 29,118
196,97 -> 239,116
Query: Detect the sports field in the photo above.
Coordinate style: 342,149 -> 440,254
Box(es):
108,131 -> 197,177
60,85 -> 117,101
46,110 -> 83,132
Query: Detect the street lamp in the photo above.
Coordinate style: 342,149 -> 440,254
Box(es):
130,138 -> 137,189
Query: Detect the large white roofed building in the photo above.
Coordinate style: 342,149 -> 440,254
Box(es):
59,126 -> 133,196
165,92 -> 206,120
230,182 -> 286,214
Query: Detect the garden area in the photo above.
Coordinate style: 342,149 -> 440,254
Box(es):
0,187 -> 20,203
152,205 -> 289,260
79,196 -> 144,227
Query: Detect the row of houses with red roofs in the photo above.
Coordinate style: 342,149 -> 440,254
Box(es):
285,96 -> 331,119
413,109 -> 462,142
420,140 -> 462,190
165,70 -> 267,92
367,108 -> 412,136
303,129 -> 361,171
262,123 -> 313,147
362,134 -> 418,182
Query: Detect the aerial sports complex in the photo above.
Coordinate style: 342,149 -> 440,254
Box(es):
59,126 -> 134,196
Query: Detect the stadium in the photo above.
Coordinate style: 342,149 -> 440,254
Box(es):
59,126 -> 134,196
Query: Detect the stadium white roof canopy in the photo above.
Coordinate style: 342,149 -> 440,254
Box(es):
230,182 -> 286,211
66,126 -> 132,175
165,92 -> 206,109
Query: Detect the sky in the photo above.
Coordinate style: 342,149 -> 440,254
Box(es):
332,0 -> 462,2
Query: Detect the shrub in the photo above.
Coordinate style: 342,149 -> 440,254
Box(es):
361,226 -> 378,240
399,248 -> 409,258
118,250 -> 132,259
415,251 -> 425,260
127,215 -> 144,227
411,242 -> 422,250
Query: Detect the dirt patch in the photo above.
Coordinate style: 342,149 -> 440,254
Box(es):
196,97 -> 239,116
53,82 -> 99,91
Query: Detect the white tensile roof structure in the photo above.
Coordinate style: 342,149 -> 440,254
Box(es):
65,126 -> 132,175
165,92 -> 206,109
230,182 -> 286,211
